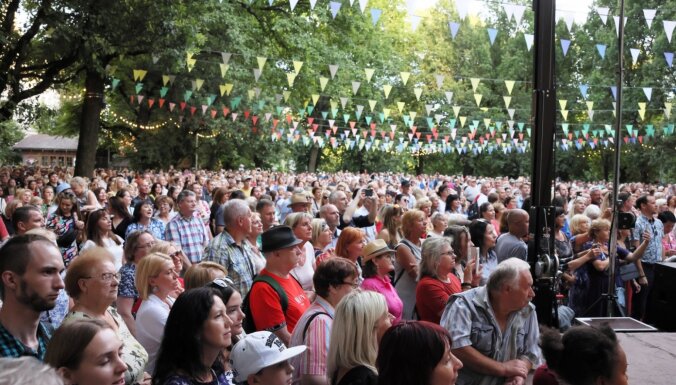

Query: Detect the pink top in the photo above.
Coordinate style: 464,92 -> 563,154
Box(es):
361,275 -> 403,322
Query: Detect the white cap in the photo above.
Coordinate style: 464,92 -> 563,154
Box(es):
230,331 -> 307,383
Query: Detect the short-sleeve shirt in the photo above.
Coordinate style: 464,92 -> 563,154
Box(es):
0,321 -> 51,360
494,233 -> 528,263
250,269 -> 310,333
416,275 -> 461,324
126,218 -> 166,241
202,230 -> 256,298
361,275 -> 403,322
633,214 -> 664,264
165,213 -> 209,263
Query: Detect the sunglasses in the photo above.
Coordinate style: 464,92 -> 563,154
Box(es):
209,277 -> 235,289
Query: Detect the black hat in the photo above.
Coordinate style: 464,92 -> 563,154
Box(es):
400,179 -> 411,187
261,226 -> 303,253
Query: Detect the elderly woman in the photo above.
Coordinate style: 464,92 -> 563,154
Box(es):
468,219 -> 498,285
46,191 -> 84,267
335,227 -> 367,284
125,200 -> 165,240
117,230 -> 155,336
135,252 -> 180,374
62,247 -> 149,385
289,258 -> 359,385
69,176 -> 100,213
361,239 -> 403,322
81,208 -> 124,270
427,212 -> 448,238
415,197 -> 432,219
284,212 -> 317,292
394,209 -> 426,320
311,218 -> 333,257
327,290 -> 392,385
416,237 -> 480,324
376,204 -> 403,248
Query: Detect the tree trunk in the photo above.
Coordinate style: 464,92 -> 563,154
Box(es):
308,145 -> 320,172
74,70 -> 105,177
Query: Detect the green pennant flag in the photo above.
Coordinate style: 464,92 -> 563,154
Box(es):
160,86 -> 169,98
331,109 -> 338,118
321,111 -> 329,119
112,78 -> 120,90
230,96 -> 242,109
135,83 -> 143,94
307,106 -> 314,115
184,90 -> 192,101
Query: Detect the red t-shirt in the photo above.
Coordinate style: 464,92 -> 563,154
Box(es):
415,275 -> 462,324
250,269 -> 311,333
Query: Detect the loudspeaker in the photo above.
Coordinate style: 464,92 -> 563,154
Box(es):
647,263 -> 676,331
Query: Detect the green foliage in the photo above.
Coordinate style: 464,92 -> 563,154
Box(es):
0,120 -> 24,164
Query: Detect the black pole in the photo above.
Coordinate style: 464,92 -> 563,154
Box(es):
530,0 -> 557,327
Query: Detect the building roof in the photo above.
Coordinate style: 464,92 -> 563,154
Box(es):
13,134 -> 78,151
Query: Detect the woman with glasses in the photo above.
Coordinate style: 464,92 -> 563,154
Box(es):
117,230 -> 155,336
81,209 -> 125,270
63,247 -> 150,385
154,195 -> 175,226
134,252 -> 181,374
126,200 -> 166,241
150,240 -> 190,284
416,237 -> 480,324
46,191 -> 84,267
361,239 -> 403,322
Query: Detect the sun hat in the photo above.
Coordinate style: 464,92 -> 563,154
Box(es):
55,183 -> 72,194
287,192 -> 311,208
260,226 -> 303,253
230,331 -> 307,383
362,239 -> 395,263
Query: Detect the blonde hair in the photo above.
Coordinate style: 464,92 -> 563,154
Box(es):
327,290 -> 387,382
135,252 -> 173,300
570,214 -> 591,235
148,240 -> 180,255
401,209 -> 426,238
183,262 -> 227,290
588,218 -> 611,241
283,212 -> 313,229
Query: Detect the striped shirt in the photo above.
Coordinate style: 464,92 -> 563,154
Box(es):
165,214 -> 209,263
289,297 -> 334,383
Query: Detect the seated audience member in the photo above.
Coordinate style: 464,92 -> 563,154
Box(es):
62,247 -> 149,384
326,290 -> 392,385
152,287 -> 233,385
231,331 -> 307,385
376,321 -> 463,385
289,258 -> 359,385
44,319 -> 126,385
360,239 -> 403,322
536,325 -> 627,385
0,234 -> 64,360
0,356 -> 64,385
440,258 -> 541,385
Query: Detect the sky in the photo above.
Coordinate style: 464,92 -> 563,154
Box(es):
413,0 -> 595,23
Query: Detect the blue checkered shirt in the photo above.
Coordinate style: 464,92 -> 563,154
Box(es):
633,214 -> 664,264
202,230 -> 256,297
165,213 -> 209,263
0,321 -> 51,360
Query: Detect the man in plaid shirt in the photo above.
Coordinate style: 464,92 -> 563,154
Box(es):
165,190 -> 209,264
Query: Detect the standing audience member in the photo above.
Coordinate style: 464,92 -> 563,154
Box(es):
319,204 -> 342,250
0,235 -> 64,360
360,240 -> 403,322
165,190 -> 209,264
284,212 -> 317,293
154,196 -> 175,227
109,196 -> 133,239
468,219 -> 498,285
494,209 -> 529,262
12,205 -> 45,235
44,319 -> 127,385
117,230 -> 155,336
334,227 -> 366,284
376,321 -> 463,385
81,209 -> 124,270
376,204 -> 403,248
0,356 -> 64,385
631,194 -> 664,320
393,209 -> 426,320
46,192 -> 84,267
62,247 -> 149,384
231,331 -> 307,385
248,226 -> 310,345
310,218 -> 334,258
326,290 -> 392,385
126,201 -> 166,241
659,211 -> 676,258
440,258 -> 541,385
245,212 -> 266,274
289,258 -> 359,385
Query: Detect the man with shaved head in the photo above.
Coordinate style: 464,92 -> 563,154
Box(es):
495,209 -> 530,263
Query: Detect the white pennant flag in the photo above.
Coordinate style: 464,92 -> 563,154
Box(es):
643,87 -> 652,101
630,48 -> 640,65
664,21 -> 676,43
643,9 -> 656,28
358,0 -> 368,14
456,0 -> 469,19
597,7 -> 609,25
524,34 -> 534,51
289,0 -> 299,11
564,14 -> 575,32
613,16 -> 628,37
502,4 -> 515,20
513,5 -> 526,24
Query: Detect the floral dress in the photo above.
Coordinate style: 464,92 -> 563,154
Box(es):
46,213 -> 78,267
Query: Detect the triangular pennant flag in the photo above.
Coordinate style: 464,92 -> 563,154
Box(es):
596,44 -> 606,59
358,0 -> 368,13
397,102 -> 405,113
162,75 -> 170,86
329,1 -> 341,19
309,0 -> 318,10
487,28 -> 498,45
456,1 -> 469,19
503,96 -> 512,109
400,72 -> 410,85
643,87 -> 652,101
289,0 -> 299,11
561,110 -> 569,121
293,61 -> 303,74
524,34 -> 534,51
559,100 -> 567,110
329,64 -> 339,79
352,81 -> 361,95
597,7 -> 609,25
435,74 -> 444,90
452,106 -> 461,118
253,69 -> 262,82
513,5 -> 526,24
561,39 -> 571,56
340,97 -> 349,109
364,68 -> 375,83
219,63 -> 230,78
370,9 -> 382,25
505,80 -> 515,95
665,52 -> 674,68
111,78 -> 120,90
610,86 -> 617,101
368,100 -> 377,112
643,9 -> 656,28
444,92 -> 453,104
503,4 -> 515,20
283,91 -> 291,102
630,48 -> 640,65
579,84 -> 589,99
449,22 -> 460,39
474,93 -> 482,107
508,109 -> 515,119
256,56 -> 267,70
221,52 -> 231,65
287,73 -> 296,87
563,14 -> 575,32
414,88 -> 423,101
383,85 -> 392,99
613,16 -> 628,37
137,95 -> 144,104
319,77 -> 329,92
586,101 -> 594,111
409,15 -> 421,31
470,78 -> 481,92
665,21 -> 676,43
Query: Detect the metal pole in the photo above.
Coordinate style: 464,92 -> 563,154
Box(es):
195,132 -> 199,169
606,0 -> 626,317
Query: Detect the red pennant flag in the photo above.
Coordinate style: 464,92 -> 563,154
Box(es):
623,136 -> 629,144
593,138 -> 598,145
638,136 -> 643,143
252,116 -> 258,125
272,119 -> 279,129
426,134 -> 432,143
286,114 -> 293,124
252,126 -> 257,134
180,102 -> 187,111
411,126 -> 417,134
210,109 -> 217,119
148,98 -> 155,108
222,107 -> 230,117
169,102 -> 175,112
444,135 -> 449,143
159,99 -> 166,109
130,95 -> 135,104
349,121 -> 356,129
371,128 -> 376,138
390,132 -> 395,140
415,132 -> 421,139
312,124 -> 319,132
190,106 -> 197,116
244,110 -> 250,120
308,117 -> 314,125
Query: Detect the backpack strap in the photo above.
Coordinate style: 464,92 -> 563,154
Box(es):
301,311 -> 331,341
254,275 -> 288,313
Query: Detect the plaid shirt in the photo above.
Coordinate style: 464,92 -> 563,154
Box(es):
633,214 -> 664,264
202,230 -> 256,297
0,321 -> 51,360
165,213 -> 209,263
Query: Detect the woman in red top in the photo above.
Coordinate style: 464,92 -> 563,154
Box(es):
415,237 -> 480,324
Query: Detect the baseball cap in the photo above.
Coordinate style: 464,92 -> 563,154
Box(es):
230,331 -> 307,383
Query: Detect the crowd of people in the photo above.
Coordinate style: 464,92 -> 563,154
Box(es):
1,164 -> 673,385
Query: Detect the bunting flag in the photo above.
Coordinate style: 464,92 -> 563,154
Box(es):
364,68 -> 375,83
613,16 -> 628,37
597,7 -> 609,25
449,22 -> 460,39
329,1 -> 341,19
630,48 -> 640,65
487,28 -> 498,45
561,39 -> 571,56
666,52 -> 674,68
400,71 -> 410,85
665,21 -> 676,43
643,9 -> 657,28
328,64 -> 339,79
524,34 -> 534,51
370,9 -> 382,25
289,0 -> 299,11
596,44 -> 606,59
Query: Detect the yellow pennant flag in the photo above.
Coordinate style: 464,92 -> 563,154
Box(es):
505,80 -> 515,95
219,84 -> 228,96
483,118 -> 492,128
400,72 -> 410,85
287,73 -> 297,87
414,87 -> 423,101
561,110 -> 568,121
283,91 -> 291,102
319,77 -> 329,92
330,99 -> 338,110
470,78 -> 481,92
162,75 -> 170,86
474,93 -> 483,107
459,116 -> 467,127
365,68 -> 375,83
586,101 -> 594,111
559,99 -> 567,110
480,107 -> 488,112
383,108 -> 391,119
410,111 -> 417,121
368,100 -> 377,112
397,101 -> 405,113
383,85 -> 392,99
638,102 -> 646,111
256,56 -> 267,70
195,79 -> 204,91
248,89 -> 255,100
293,61 -> 304,74
187,58 -> 196,72
220,63 -> 229,78
665,102 -> 673,119
312,94 -> 320,106
452,106 -> 461,118
503,96 -> 512,109
638,109 -> 646,120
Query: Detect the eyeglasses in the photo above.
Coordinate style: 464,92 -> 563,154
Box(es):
340,281 -> 359,289
83,272 -> 121,282
169,250 -> 183,259
136,242 -> 155,250
210,277 -> 235,289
